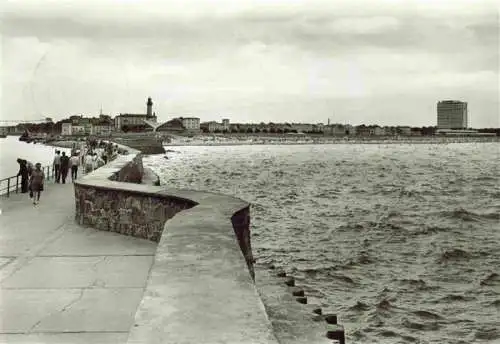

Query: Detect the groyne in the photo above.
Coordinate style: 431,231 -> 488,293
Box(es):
48,135 -> 165,154
74,145 -> 278,343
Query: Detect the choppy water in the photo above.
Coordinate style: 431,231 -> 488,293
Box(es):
145,143 -> 500,344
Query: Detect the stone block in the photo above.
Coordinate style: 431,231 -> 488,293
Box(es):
284,276 -> 295,287
296,297 -> 307,304
324,314 -> 338,325
291,287 -> 305,297
326,324 -> 345,344
276,270 -> 286,277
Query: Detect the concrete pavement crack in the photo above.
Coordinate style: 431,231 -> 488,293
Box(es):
60,288 -> 85,313
90,256 -> 108,288
28,289 -> 86,332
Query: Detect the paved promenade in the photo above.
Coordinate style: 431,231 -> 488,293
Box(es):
0,182 -> 157,344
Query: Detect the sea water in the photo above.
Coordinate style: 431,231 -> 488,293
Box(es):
145,142 -> 500,344
0,136 -> 71,179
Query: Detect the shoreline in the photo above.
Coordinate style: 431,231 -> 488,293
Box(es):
44,137 -> 500,150
164,137 -> 499,147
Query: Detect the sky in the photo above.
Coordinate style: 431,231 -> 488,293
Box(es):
1,0 -> 499,127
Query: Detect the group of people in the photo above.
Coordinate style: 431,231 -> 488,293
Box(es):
16,158 -> 45,205
16,142 -> 117,206
52,150 -> 80,184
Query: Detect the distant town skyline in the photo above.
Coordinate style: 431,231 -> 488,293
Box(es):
1,0 -> 498,127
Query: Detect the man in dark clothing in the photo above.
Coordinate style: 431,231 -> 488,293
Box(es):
53,150 -> 61,183
16,158 -> 29,193
59,152 -> 70,184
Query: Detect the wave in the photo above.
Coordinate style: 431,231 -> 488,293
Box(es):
349,301 -> 371,312
489,299 -> 500,307
401,318 -> 440,331
480,273 -> 500,286
378,329 -> 398,337
439,294 -> 475,302
376,299 -> 392,311
412,310 -> 443,320
330,273 -> 356,285
439,248 -> 471,263
412,225 -> 453,236
377,329 -> 419,343
398,278 -> 436,291
446,208 -> 482,221
441,208 -> 499,222
474,327 -> 500,340
474,175 -> 497,182
342,251 -> 374,267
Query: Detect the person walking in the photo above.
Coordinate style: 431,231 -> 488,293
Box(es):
29,163 -> 45,205
70,153 -> 80,182
16,158 -> 29,193
59,152 -> 70,184
84,153 -> 94,174
96,153 -> 105,169
27,160 -> 34,178
53,150 -> 61,183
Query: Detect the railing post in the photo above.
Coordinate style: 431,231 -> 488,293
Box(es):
7,178 -> 10,197
16,176 -> 19,193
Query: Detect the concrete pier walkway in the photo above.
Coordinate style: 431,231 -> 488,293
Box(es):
0,182 -> 157,344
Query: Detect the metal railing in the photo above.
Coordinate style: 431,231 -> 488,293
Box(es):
0,165 -> 53,197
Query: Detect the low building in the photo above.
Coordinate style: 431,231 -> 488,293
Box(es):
71,125 -> 85,136
355,125 -> 372,136
114,97 -> 158,132
201,121 -> 225,133
410,128 -> 423,136
312,123 -> 324,133
291,123 -> 313,133
383,126 -> 397,136
324,124 -> 347,136
373,126 -> 386,136
180,117 -> 201,131
398,126 -> 412,136
61,123 -> 72,136
115,114 -> 157,131
92,124 -> 112,136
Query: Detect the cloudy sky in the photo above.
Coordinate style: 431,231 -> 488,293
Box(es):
1,0 -> 498,127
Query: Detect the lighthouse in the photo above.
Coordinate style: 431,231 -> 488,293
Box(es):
146,97 -> 153,117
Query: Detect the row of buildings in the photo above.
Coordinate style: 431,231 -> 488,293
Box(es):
2,98 -> 492,137
55,117 -> 436,137
56,98 -> 480,137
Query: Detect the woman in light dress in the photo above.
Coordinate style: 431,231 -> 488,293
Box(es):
29,163 -> 45,205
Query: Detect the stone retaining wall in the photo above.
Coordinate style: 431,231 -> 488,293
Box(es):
75,185 -> 195,242
231,206 -> 255,280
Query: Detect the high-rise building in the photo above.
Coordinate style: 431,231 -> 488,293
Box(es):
437,100 -> 468,129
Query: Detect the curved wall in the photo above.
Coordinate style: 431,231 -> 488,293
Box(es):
73,146 -> 277,343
